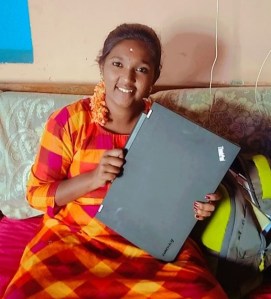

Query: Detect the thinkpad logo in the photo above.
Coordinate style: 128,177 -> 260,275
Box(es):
218,146 -> 226,161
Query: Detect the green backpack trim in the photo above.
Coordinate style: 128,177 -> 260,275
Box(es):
252,154 -> 271,200
201,184 -> 231,253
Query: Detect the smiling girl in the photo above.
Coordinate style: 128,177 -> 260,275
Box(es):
3,23 -> 226,299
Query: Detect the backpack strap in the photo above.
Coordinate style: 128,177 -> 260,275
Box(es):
252,155 -> 271,200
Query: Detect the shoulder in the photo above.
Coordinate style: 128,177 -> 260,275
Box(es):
44,98 -> 93,138
49,97 -> 91,126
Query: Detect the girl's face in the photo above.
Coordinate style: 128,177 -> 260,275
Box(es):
101,39 -> 156,111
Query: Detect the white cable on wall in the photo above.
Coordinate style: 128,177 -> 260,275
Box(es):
254,48 -> 271,112
209,0 -> 219,96
208,0 -> 219,124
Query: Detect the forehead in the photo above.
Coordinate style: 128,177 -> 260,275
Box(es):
108,39 -> 153,63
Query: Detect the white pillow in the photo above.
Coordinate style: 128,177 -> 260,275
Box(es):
0,91 -> 80,219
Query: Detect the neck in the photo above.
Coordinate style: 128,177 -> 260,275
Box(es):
105,100 -> 145,134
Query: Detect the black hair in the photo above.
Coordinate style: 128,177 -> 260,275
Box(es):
97,23 -> 162,82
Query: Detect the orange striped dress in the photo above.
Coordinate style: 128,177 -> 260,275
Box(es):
3,98 -> 227,298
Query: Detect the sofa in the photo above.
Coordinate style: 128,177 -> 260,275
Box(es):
0,84 -> 270,298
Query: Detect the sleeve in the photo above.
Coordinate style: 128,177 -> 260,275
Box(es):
26,106 -> 74,214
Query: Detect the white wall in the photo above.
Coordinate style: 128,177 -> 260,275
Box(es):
0,0 -> 271,87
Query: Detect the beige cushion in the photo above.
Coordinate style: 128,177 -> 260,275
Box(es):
0,92 -> 81,219
151,86 -> 271,156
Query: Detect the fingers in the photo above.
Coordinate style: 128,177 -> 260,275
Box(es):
194,201 -> 215,220
97,149 -> 125,184
194,192 -> 221,221
205,192 -> 221,202
102,152 -> 124,170
104,148 -> 124,159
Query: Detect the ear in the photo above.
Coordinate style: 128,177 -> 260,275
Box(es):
99,65 -> 104,79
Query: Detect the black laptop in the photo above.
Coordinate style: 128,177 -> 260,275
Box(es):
96,102 -> 240,261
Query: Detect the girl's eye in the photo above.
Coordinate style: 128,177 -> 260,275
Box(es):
137,67 -> 149,74
112,61 -> 122,67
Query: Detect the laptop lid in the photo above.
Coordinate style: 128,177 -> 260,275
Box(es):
96,102 -> 240,262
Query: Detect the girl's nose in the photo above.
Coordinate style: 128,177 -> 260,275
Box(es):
122,69 -> 135,83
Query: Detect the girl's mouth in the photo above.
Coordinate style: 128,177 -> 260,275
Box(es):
118,87 -> 133,94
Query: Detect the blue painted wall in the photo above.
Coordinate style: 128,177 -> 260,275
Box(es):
0,0 -> 33,63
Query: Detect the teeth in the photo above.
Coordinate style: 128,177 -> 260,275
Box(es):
118,87 -> 133,93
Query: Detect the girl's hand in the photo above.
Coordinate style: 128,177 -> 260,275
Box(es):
193,192 -> 221,221
54,149 -> 125,207
92,149 -> 125,189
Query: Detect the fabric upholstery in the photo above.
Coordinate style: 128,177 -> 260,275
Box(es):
151,86 -> 271,156
0,92 -> 81,219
